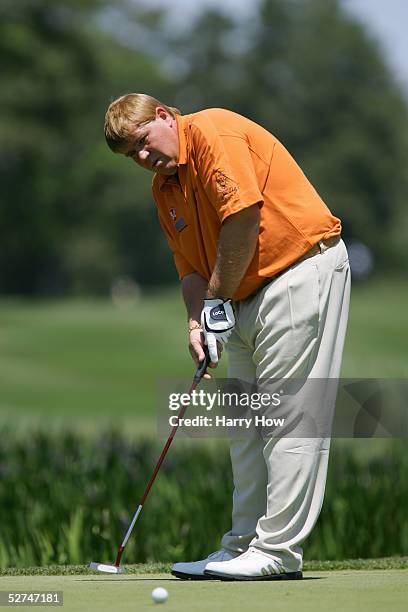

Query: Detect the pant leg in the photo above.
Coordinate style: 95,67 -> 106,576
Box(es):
247,239 -> 350,571
223,239 -> 350,570
220,330 -> 268,554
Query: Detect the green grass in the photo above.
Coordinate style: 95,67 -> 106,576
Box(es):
1,557 -> 407,576
0,289 -> 227,434
0,278 -> 406,433
343,276 -> 408,377
0,569 -> 407,612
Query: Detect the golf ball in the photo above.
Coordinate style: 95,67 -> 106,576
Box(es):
151,587 -> 168,604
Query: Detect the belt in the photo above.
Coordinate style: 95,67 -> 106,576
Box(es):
258,235 -> 341,293
294,235 -> 341,265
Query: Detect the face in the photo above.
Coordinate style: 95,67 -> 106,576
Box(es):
122,107 -> 179,175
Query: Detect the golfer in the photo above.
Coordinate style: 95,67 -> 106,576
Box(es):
104,94 -> 351,581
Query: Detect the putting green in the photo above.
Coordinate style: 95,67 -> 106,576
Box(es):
1,570 -> 407,612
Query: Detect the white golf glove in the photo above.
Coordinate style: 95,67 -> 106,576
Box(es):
201,298 -> 235,363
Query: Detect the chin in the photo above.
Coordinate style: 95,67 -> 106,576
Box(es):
156,165 -> 177,176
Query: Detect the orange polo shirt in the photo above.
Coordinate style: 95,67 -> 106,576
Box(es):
152,108 -> 341,301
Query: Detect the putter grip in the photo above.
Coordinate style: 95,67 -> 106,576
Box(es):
194,346 -> 211,382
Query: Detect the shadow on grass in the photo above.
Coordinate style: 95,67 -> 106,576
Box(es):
78,576 -> 325,582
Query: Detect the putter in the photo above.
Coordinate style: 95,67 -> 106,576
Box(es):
89,347 -> 211,574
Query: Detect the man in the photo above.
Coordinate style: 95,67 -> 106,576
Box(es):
104,94 -> 351,581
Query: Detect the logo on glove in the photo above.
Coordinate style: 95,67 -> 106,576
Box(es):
210,306 -> 227,321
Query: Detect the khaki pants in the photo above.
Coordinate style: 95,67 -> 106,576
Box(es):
221,239 -> 351,572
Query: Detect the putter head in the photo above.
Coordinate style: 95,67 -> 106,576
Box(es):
89,562 -> 125,574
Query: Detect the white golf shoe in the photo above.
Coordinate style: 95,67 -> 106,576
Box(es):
171,549 -> 240,580
204,546 -> 303,581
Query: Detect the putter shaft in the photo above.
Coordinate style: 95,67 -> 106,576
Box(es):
113,349 -> 211,568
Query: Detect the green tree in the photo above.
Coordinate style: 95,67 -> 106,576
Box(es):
0,0 -> 176,294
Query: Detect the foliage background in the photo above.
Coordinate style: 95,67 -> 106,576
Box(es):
1,433 -> 407,568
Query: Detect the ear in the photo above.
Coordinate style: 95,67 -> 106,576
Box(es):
155,106 -> 171,122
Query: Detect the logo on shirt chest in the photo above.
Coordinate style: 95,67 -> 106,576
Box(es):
169,207 -> 187,233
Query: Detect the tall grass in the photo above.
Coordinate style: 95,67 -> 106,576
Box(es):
0,431 -> 406,568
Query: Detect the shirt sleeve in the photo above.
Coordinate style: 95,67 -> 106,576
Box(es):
190,118 -> 264,223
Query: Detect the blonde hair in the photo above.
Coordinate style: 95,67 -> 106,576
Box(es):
104,93 -> 181,152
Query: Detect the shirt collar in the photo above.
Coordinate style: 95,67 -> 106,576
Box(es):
176,113 -> 188,166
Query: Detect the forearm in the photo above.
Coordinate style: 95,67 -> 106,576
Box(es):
207,204 -> 260,299
182,272 -> 208,326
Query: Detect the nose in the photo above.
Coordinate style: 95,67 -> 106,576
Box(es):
133,148 -> 150,169
138,149 -> 149,162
